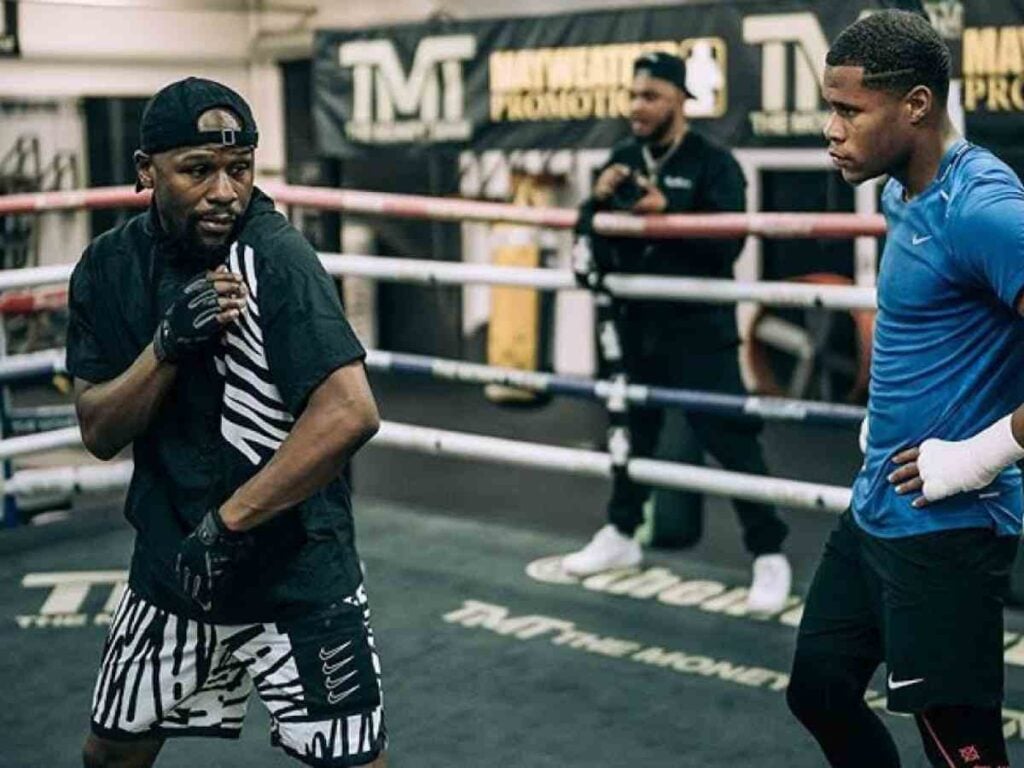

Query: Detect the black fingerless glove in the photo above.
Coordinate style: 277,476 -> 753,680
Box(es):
153,273 -> 224,363
174,508 -> 252,613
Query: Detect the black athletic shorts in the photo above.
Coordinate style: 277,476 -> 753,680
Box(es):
796,510 -> 1019,712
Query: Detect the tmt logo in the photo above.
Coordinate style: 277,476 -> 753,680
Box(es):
339,35 -> 477,143
743,13 -> 830,137
16,571 -> 127,629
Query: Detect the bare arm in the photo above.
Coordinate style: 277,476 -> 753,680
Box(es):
74,347 -> 177,460
74,267 -> 248,460
218,360 -> 380,532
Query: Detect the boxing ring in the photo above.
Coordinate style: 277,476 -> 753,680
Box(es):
7,184 -> 1024,767
0,182 -> 879,527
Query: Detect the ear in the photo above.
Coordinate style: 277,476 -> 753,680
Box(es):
134,150 -> 154,190
905,85 -> 933,126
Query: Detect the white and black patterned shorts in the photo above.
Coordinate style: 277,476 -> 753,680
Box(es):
90,583 -> 386,767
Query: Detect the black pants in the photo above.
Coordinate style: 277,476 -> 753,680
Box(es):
605,324 -> 788,556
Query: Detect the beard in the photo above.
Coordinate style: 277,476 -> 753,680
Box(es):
157,208 -> 240,268
153,188 -> 242,268
637,111 -> 676,147
179,215 -> 239,267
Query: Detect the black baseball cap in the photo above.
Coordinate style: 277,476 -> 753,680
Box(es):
633,51 -> 695,98
139,77 -> 259,155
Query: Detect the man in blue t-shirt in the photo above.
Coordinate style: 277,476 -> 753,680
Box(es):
786,11 -> 1022,768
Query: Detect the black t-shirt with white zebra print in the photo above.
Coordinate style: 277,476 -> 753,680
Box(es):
66,188 -> 367,623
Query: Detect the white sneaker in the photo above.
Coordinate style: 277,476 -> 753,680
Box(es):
747,553 -> 792,613
562,524 -> 643,577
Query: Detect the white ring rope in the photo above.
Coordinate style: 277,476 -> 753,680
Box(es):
0,265 -> 73,292
320,254 -> 877,310
1,348 -> 67,377
318,254 -> 576,291
9,254 -> 875,311
0,427 -> 82,460
603,274 -> 875,310
5,462 -> 133,496
375,422 -> 851,512
0,421 -> 852,513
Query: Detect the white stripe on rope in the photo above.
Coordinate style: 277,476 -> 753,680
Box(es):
603,274 -> 876,310
0,421 -> 852,513
5,462 -> 132,496
0,427 -> 83,460
0,265 -> 73,292
626,457 -> 851,512
366,350 -> 558,391
320,254 -> 877,310
4,255 -> 876,311
372,422 -> 851,512
1,348 -> 66,377
318,253 -> 576,291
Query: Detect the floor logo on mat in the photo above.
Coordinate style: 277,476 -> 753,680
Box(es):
444,597 -> 1024,741
525,556 -> 1024,669
14,570 -> 127,629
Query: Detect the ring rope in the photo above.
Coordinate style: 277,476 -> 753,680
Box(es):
372,350 -> 865,427
0,422 -> 852,513
0,347 -> 865,428
0,256 -> 876,312
5,461 -> 133,496
0,426 -> 82,460
318,254 -> 877,310
0,184 -> 886,240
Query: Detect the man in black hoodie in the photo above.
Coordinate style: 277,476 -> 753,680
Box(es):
562,52 -> 790,613
70,78 -> 387,767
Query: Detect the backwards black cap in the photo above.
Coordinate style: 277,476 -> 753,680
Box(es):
139,77 -> 259,155
633,51 -> 695,99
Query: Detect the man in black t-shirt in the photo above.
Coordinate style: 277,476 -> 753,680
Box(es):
562,53 -> 790,613
69,78 -> 387,768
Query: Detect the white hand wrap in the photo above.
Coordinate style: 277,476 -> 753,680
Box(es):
918,414 -> 1024,502
858,415 -> 869,454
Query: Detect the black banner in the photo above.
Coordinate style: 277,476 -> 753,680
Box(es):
1,2 -> 18,57
314,0 -> 931,157
962,0 -> 1024,177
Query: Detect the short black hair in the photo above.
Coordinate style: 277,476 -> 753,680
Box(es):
826,10 -> 950,106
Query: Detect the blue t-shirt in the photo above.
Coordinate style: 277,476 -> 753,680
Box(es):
852,140 -> 1024,538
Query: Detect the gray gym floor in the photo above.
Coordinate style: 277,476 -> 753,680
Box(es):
4,376 -> 1024,766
